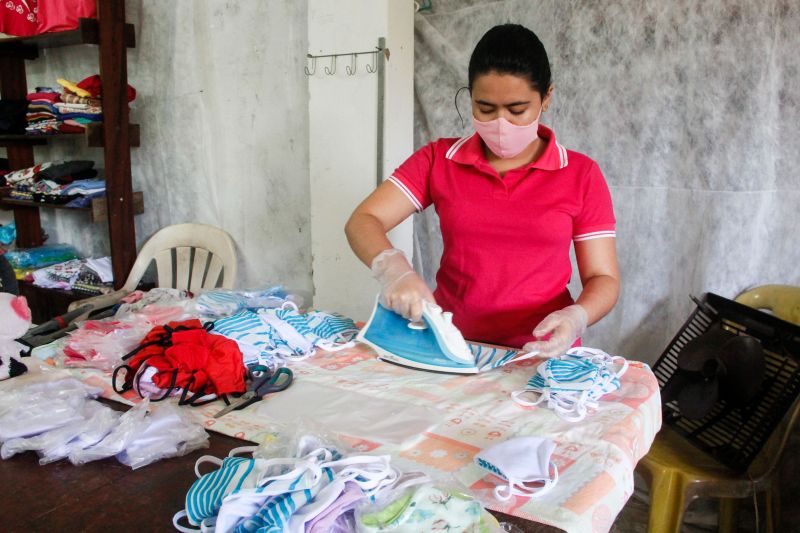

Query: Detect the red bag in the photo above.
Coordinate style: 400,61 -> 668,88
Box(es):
36,0 -> 95,34
0,0 -> 38,37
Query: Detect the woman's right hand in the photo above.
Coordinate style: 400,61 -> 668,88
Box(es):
371,248 -> 435,321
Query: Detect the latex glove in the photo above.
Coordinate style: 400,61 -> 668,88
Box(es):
522,304 -> 588,358
371,248 -> 434,321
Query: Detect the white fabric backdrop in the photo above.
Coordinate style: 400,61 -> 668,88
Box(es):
411,0 -> 800,364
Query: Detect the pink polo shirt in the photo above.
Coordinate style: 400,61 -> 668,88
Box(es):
388,125 -> 616,348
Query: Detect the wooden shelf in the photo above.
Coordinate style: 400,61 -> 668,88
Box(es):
0,191 -> 144,223
0,123 -> 140,148
0,18 -> 135,60
1,0 -> 139,289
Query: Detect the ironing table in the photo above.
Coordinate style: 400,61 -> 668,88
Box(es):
48,340 -> 662,533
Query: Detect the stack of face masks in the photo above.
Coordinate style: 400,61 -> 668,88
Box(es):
173,437 -> 400,533
511,347 -> 628,422
474,436 -> 559,501
212,302 -> 360,367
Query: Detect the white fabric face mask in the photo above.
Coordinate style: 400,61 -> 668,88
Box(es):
474,436 -> 559,501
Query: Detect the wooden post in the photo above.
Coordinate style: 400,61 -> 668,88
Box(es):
0,54 -> 43,247
98,0 -> 136,289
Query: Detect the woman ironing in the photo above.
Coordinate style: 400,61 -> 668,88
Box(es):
345,24 -> 619,357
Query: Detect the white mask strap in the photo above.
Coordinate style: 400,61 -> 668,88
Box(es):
494,462 -> 559,501
173,510 -> 201,533
194,455 -> 224,478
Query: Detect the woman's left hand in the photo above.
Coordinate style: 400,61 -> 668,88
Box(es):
523,304 -> 588,358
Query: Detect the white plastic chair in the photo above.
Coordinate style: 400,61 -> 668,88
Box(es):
68,223 -> 237,313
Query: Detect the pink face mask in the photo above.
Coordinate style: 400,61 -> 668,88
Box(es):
472,109 -> 541,159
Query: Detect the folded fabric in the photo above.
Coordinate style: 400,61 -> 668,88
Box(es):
58,75 -> 136,102
60,179 -> 106,195
26,92 -> 61,103
64,190 -> 104,208
58,122 -> 85,134
54,102 -> 102,114
56,112 -> 102,121
32,259 -> 85,290
36,160 -> 95,183
27,103 -> 59,113
84,257 -> 113,283
61,93 -> 101,106
3,244 -> 80,271
32,257 -> 113,292
3,163 -> 55,185
25,120 -> 60,134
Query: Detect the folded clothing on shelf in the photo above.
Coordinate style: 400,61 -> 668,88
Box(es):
4,161 -> 103,205
4,244 -> 81,277
32,256 -> 113,293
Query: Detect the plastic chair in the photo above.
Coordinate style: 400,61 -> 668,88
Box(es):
637,286 -> 800,533
67,223 -> 237,314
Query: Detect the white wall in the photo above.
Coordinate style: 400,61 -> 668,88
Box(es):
308,0 -> 415,321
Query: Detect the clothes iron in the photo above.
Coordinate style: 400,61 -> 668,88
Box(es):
357,298 -> 538,374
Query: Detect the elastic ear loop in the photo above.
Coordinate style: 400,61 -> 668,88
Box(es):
454,86 -> 470,128
172,510 -> 201,533
254,454 -> 327,488
494,462 -> 560,501
194,455 -> 225,478
322,454 -> 397,494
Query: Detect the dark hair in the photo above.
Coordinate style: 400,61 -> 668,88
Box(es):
468,24 -> 551,96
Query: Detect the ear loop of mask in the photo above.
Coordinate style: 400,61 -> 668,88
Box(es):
454,86 -> 470,129
494,462 -> 560,501
321,454 -> 398,496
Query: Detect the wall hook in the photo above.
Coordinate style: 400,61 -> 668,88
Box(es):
304,55 -> 317,76
346,53 -> 357,76
324,55 -> 337,75
365,49 -> 379,74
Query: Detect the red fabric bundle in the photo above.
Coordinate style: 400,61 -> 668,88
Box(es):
121,320 -> 246,398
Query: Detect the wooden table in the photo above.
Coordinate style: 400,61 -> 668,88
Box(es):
0,427 -> 560,532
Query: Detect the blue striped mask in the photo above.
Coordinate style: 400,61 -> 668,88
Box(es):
511,347 -> 628,422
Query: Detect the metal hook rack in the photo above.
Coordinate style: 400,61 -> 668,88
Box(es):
305,43 -> 386,76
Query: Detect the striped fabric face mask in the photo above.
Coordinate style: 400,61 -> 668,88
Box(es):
511,347 -> 628,422
258,303 -> 359,360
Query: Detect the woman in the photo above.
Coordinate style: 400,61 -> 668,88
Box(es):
345,24 -> 619,357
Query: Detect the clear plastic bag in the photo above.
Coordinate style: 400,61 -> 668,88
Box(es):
68,398 -> 151,465
3,243 -> 80,270
0,377 -> 102,441
62,318 -> 153,371
0,400 -> 117,461
354,474 -> 502,533
39,404 -> 121,465
117,401 -> 208,469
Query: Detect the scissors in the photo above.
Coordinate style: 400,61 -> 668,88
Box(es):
213,366 -> 293,418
